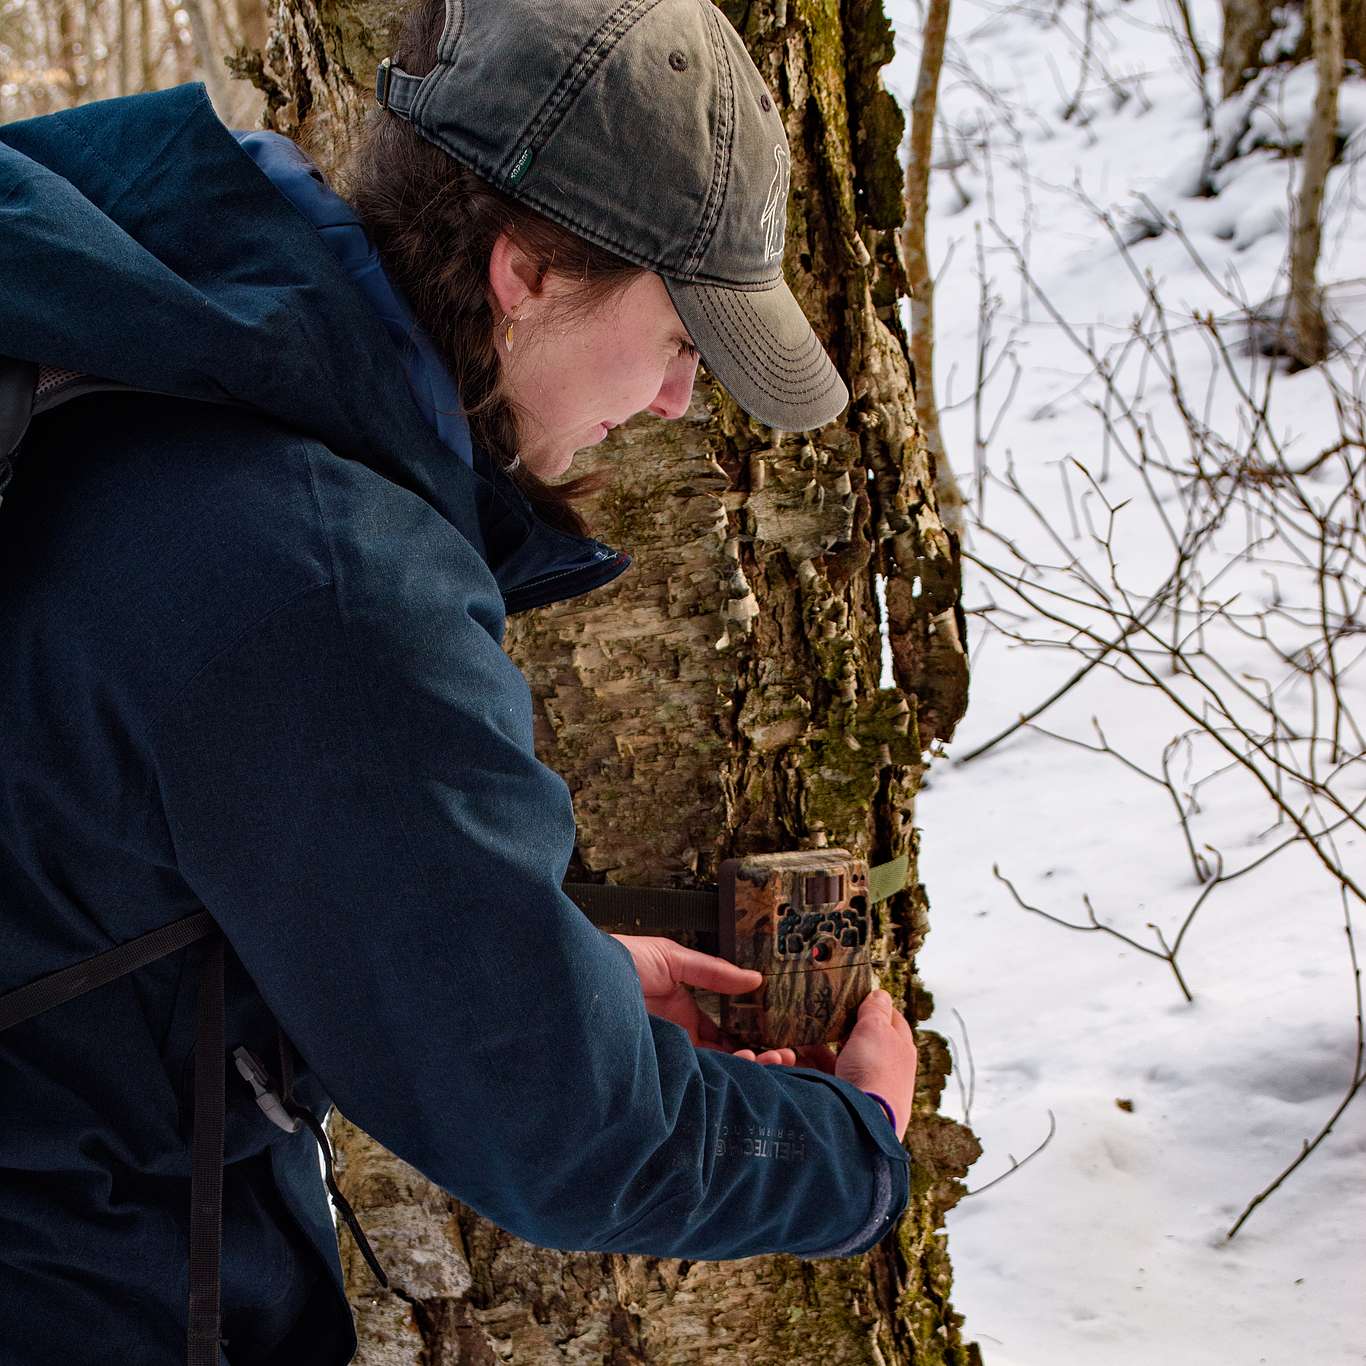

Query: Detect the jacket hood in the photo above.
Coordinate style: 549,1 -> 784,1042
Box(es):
0,83 -> 629,614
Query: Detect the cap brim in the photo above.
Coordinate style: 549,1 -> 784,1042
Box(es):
664,276 -> 849,432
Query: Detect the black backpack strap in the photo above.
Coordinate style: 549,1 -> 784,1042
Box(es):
0,912 -> 228,1361
247,1031 -> 390,1290
0,355 -> 37,502
0,910 -> 388,1358
0,353 -> 148,512
286,1088 -> 390,1290
0,910 -> 216,1032
187,933 -> 227,1366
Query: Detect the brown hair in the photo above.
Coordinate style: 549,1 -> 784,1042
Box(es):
340,0 -> 645,536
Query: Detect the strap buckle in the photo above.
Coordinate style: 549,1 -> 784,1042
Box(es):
232,1047 -> 303,1134
375,57 -> 421,118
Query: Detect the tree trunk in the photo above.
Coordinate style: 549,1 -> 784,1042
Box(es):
162,0 -> 196,85
902,0 -> 961,542
117,0 -> 132,97
1285,0 -> 1344,366
1220,0 -> 1280,98
182,0 -> 234,115
139,0 -> 155,92
242,0 -> 397,173
54,0 -> 81,103
1220,0 -> 1364,98
258,1 -> 977,1361
235,0 -> 268,54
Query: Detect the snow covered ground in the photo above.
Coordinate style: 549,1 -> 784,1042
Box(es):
881,0 -> 1366,1361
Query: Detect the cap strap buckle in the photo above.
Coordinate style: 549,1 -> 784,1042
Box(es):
374,57 -> 421,119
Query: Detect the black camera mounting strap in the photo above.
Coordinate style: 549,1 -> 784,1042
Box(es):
561,852 -> 909,933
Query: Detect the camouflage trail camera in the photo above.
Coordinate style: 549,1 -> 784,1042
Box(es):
718,849 -> 879,1049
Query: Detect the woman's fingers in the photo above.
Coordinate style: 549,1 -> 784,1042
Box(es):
729,1046 -> 796,1066
611,934 -> 762,997
662,942 -> 762,995
792,1043 -> 837,1074
834,989 -> 917,1139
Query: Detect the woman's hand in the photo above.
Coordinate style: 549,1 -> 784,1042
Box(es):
611,934 -> 797,1065
831,990 -> 917,1140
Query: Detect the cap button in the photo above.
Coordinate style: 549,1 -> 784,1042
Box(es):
669,50 -> 689,71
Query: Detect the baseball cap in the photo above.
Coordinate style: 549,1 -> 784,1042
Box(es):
375,0 -> 850,433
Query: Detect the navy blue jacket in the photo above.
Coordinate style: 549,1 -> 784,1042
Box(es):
0,85 -> 910,1364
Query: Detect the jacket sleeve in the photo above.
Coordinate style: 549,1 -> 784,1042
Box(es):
151,463 -> 909,1262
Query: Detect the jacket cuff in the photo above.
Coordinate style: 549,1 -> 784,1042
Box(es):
786,1068 -> 911,1258
806,1153 -> 907,1258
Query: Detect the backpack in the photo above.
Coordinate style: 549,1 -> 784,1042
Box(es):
0,356 -> 390,1366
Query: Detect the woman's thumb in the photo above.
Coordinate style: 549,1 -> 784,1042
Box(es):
856,989 -> 893,1025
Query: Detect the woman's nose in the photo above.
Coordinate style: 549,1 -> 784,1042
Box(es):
648,355 -> 700,420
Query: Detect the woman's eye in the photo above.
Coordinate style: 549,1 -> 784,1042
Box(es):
678,341 -> 700,361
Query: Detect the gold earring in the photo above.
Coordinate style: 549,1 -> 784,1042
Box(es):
501,313 -> 515,352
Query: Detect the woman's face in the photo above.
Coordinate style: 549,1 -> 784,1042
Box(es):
490,244 -> 702,479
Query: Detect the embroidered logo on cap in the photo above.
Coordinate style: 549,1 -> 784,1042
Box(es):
760,145 -> 790,262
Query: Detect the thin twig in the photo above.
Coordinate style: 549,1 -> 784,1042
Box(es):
994,865 -> 1196,1003
965,1110 -> 1058,1197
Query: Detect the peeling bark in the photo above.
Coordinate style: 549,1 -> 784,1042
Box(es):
263,1 -> 977,1361
241,0 -> 397,164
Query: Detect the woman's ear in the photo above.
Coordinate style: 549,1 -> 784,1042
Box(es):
487,230 -> 545,318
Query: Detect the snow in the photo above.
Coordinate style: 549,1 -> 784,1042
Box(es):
880,0 -> 1366,1360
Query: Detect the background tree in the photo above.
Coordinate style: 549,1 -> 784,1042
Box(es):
1286,0 -> 1346,365
1220,0 -> 1363,98
1207,0 -> 1352,363
902,0 -> 962,540
0,0 -> 257,123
